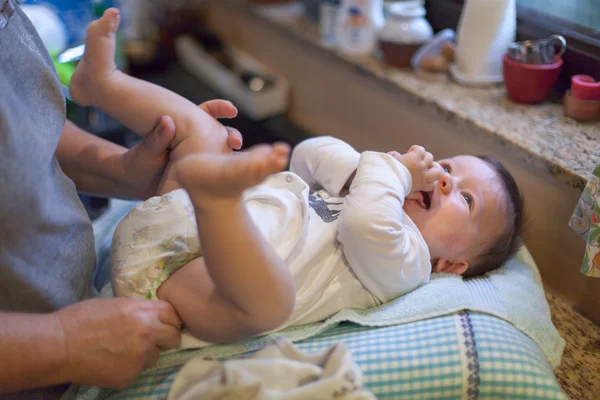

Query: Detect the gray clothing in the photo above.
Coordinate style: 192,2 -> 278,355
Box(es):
0,5 -> 95,398
0,6 -> 95,313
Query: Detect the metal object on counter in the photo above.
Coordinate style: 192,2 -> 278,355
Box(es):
506,34 -> 566,65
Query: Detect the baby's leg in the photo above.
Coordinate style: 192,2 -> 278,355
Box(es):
157,143 -> 296,343
70,8 -> 229,159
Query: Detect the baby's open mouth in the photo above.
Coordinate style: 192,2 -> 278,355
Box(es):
421,191 -> 431,210
407,191 -> 432,210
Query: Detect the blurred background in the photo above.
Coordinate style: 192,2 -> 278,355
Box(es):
23,0 -> 312,218
19,0 -> 600,222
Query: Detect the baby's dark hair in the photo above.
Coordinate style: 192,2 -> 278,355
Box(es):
463,156 -> 525,278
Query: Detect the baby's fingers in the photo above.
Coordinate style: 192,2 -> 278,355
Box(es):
421,182 -> 436,192
426,162 -> 444,183
423,152 -> 434,168
387,151 -> 401,161
408,145 -> 426,159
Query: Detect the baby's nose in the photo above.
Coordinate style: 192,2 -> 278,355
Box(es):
439,172 -> 452,194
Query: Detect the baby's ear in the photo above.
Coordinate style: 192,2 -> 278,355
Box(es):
433,259 -> 469,275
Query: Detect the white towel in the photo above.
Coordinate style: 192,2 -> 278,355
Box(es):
168,338 -> 375,400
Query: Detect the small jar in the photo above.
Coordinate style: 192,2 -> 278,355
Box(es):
379,1 -> 433,68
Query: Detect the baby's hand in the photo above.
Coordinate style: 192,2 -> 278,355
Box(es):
388,146 -> 443,192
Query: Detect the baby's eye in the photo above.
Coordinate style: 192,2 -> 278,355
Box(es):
463,194 -> 473,210
442,165 -> 451,174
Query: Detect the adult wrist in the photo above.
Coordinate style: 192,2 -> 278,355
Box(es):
46,311 -> 71,385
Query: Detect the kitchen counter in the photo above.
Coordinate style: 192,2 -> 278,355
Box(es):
227,0 -> 600,190
547,293 -> 600,400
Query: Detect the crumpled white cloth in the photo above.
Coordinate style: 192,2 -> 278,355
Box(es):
168,338 -> 375,400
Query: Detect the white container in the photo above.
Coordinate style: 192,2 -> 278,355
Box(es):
451,0 -> 516,85
175,36 -> 290,120
320,0 -> 342,46
336,0 -> 384,57
379,1 -> 433,45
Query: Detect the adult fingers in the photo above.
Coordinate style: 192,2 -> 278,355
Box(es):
143,346 -> 161,369
142,116 -> 176,156
226,126 -> 243,150
154,300 -> 182,329
200,100 -> 238,119
153,324 -> 182,350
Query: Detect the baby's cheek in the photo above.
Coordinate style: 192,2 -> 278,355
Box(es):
441,230 -> 470,259
442,232 -> 459,253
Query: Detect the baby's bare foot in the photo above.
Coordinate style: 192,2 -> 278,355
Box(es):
70,8 -> 120,107
176,143 -> 291,209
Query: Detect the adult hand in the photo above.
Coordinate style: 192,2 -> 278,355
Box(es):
55,298 -> 182,389
123,100 -> 243,199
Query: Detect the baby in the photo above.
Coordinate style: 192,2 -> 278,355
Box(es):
76,10 -> 524,344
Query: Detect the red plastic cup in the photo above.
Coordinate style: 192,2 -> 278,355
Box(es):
503,55 -> 563,104
571,75 -> 600,101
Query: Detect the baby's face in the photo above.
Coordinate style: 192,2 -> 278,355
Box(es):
403,155 -> 507,264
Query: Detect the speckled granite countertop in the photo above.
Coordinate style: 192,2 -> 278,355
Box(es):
231,0 -> 600,190
547,293 -> 600,400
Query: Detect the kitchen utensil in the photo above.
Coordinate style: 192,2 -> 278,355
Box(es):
506,35 -> 566,65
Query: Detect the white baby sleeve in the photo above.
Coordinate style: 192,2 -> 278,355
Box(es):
289,136 -> 360,196
337,151 -> 431,303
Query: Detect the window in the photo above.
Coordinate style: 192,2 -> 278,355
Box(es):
425,0 -> 600,93
518,0 -> 600,32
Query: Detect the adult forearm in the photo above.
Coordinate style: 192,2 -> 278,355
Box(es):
0,312 -> 67,393
56,120 -> 138,199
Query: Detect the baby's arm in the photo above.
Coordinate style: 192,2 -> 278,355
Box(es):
290,136 -> 360,195
337,152 -> 432,303
70,8 -> 229,160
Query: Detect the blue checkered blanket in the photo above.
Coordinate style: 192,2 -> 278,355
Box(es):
78,312 -> 565,400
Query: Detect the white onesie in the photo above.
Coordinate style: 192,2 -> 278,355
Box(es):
110,136 -> 431,329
